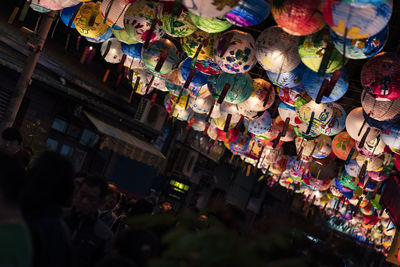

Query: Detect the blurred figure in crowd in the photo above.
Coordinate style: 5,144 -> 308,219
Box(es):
0,149 -> 32,267
99,184 -> 120,228
0,127 -> 22,154
64,176 -> 114,267
22,151 -> 75,267
112,199 -> 154,233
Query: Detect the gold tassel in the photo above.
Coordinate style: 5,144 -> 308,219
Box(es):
246,164 -> 251,177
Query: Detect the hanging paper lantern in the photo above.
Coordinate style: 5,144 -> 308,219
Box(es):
260,145 -> 284,164
330,25 -> 388,60
101,0 -> 131,30
344,0 -> 390,6
274,116 -> 296,142
188,13 -> 232,33
74,2 -> 110,39
31,0 -> 62,10
183,0 -> 238,18
271,0 -> 325,36
229,135 -> 250,155
361,52 -> 400,101
100,38 -> 124,64
152,75 -> 167,91
85,27 -> 113,43
237,79 -> 275,113
365,112 -> 400,131
345,107 -> 380,142
266,62 -> 305,89
339,170 -> 359,190
303,68 -> 348,103
318,103 -> 346,136
297,100 -> 334,129
278,102 -> 298,126
207,124 -> 218,140
277,87 -> 304,107
190,115 -> 208,132
381,124 -> 400,153
356,154 -> 384,171
212,116 -> 237,130
123,0 -> 164,44
159,3 -> 197,37
214,30 -> 257,74
170,94 -> 190,111
61,3 -> 82,28
112,28 -> 138,44
195,59 -> 223,75
53,0 -> 81,8
294,121 -> 321,139
246,111 -> 272,135
345,159 -> 361,177
121,42 -> 143,59
356,136 -> 386,158
368,171 -> 389,182
361,90 -> 400,121
142,39 -> 179,75
322,0 -> 392,39
225,0 -> 270,27
313,135 -> 333,159
192,84 -> 212,99
216,127 -> 240,142
332,131 -> 357,160
131,69 -> 152,95
256,26 -> 300,73
189,95 -> 215,114
330,179 -> 343,197
180,30 -> 220,60
179,57 -> 210,88
220,102 -> 242,123
211,73 -> 253,104
298,30 -> 345,73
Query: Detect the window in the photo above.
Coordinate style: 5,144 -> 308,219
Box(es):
51,118 -> 69,133
60,144 -> 74,157
46,138 -> 58,151
79,129 -> 98,147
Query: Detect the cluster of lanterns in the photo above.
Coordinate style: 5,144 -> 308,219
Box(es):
30,0 -> 399,249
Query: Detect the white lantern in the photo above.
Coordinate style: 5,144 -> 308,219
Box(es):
100,38 -> 124,64
345,107 -> 380,142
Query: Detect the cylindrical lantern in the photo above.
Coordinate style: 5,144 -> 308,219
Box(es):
214,30 -> 257,74
322,0 -> 392,39
101,38 -> 123,64
159,3 -> 197,37
101,0 -> 131,30
225,0 -> 270,27
332,131 -> 357,160
330,25 -> 388,60
74,2 -> 110,39
183,0 -> 239,18
361,52 -> 400,101
237,78 -> 275,112
255,26 -> 300,73
271,0 -> 326,36
142,39 -> 179,75
361,90 -> 400,121
318,102 -> 346,136
211,73 -> 253,104
345,107 -> 380,142
188,13 -> 232,33
123,0 -> 164,44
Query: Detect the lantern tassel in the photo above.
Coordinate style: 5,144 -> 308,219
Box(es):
102,69 -> 110,83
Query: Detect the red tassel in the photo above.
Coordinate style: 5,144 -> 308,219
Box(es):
186,117 -> 195,130
76,36 -> 81,51
203,122 -> 210,135
151,92 -> 157,105
80,45 -> 90,64
86,47 -> 96,64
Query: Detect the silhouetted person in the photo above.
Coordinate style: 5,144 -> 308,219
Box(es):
0,149 -> 32,267
64,176 -> 114,267
0,127 -> 22,154
22,151 -> 75,267
99,185 -> 120,228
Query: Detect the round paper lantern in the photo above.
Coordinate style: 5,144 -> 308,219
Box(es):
212,116 -> 237,130
271,0 -> 325,36
195,59 -> 222,75
207,124 -> 218,140
298,30 -> 345,73
142,39 -> 179,75
189,95 -> 215,114
123,0 -> 164,44
179,57 -> 210,88
131,69 -> 152,95
274,116 -> 296,142
330,25 -> 388,60
237,78 -> 275,112
361,52 -> 400,101
152,75 -> 167,91
211,73 -> 253,104
121,42 -> 143,59
247,111 -> 272,135
61,3 -> 82,28
191,115 -> 208,132
214,30 -> 257,74
277,87 -> 304,107
53,0 -> 80,8
85,27 -> 113,43
216,127 -> 240,142
183,0 -> 238,18
297,100 -> 334,128
303,68 -> 348,103
192,84 -> 212,99
294,122 -> 321,139
101,0 -> 131,30
332,131 -> 357,160
260,145 -> 284,164
318,103 -> 346,136
368,171 -> 389,182
170,94 -> 190,111
345,0 -> 390,6
181,30 -> 219,60
322,0 -> 392,39
339,171 -> 359,190
255,26 -> 301,73
159,3 -> 197,37
220,102 -> 241,123
229,135 -> 250,155
313,135 -> 333,159
346,107 -> 380,142
188,13 -> 232,33
365,112 -> 400,131
112,28 -> 138,44
356,154 -> 384,171
31,0 -> 62,10
278,102 -> 298,126
381,124 -> 400,152
361,90 -> 400,121
356,136 -> 386,157
266,63 -> 305,89
225,0 -> 270,27
74,2 -> 110,39
345,159 -> 361,177
100,38 -> 123,64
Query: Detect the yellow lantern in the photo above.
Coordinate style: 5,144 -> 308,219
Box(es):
74,2 -> 110,39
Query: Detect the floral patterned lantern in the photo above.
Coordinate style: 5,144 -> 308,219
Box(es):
142,38 -> 179,75
159,3 -> 197,37
183,0 -> 239,18
266,62 -> 305,89
361,52 -> 400,101
237,78 -> 275,112
101,0 -> 132,30
189,95 -> 215,114
322,0 -> 392,39
255,26 -> 300,73
318,102 -> 346,136
180,30 -> 220,60
188,13 -> 232,33
214,30 -> 257,74
271,0 -> 326,36
332,131 -> 357,160
225,0 -> 270,27
345,107 -> 380,142
361,90 -> 400,121
100,38 -> 124,64
123,0 -> 164,44
74,1 -> 110,39
211,73 -> 253,104
330,25 -> 388,60
381,124 -> 400,153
